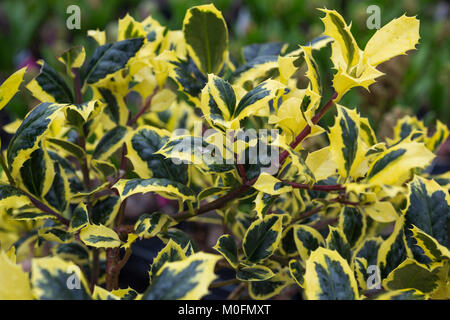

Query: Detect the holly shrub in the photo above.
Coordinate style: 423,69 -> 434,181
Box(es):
0,4 -> 449,300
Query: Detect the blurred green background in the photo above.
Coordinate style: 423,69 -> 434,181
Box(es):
0,0 -> 448,135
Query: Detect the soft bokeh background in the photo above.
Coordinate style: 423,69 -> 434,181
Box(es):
0,0 -> 448,296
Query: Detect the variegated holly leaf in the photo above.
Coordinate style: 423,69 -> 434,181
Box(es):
365,141 -> 434,186
326,226 -> 352,263
338,206 -> 366,248
288,259 -> 305,288
243,214 -> 283,263
293,224 -> 324,262
69,203 -> 89,232
377,216 -> 408,278
304,247 -> 359,300
183,4 -> 228,74
236,264 -> 275,282
92,126 -> 129,161
79,224 -> 121,248
0,249 -> 33,299
213,234 -> 239,269
149,239 -> 186,283
328,105 -> 367,179
31,256 -> 91,300
382,259 -> 440,294
126,126 -> 189,184
0,67 -> 27,110
81,38 -> 144,84
114,178 -> 195,203
26,60 -> 73,103
134,212 -> 174,238
248,270 -> 292,300
7,102 -> 66,179
403,176 -> 450,264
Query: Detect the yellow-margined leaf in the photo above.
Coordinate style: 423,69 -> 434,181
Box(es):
377,216 -> 407,278
58,46 -> 86,76
361,201 -> 399,223
26,60 -> 73,103
338,206 -> 366,248
117,13 -> 146,41
288,259 -> 305,288
114,178 -> 195,203
0,184 -> 31,213
92,126 -> 129,161
0,67 -> 27,111
183,4 -> 228,74
236,264 -> 275,282
409,225 -> 450,262
7,102 -> 67,179
325,226 -> 352,263
426,120 -> 449,152
304,247 -> 359,300
318,9 -> 360,72
87,29 -> 106,46
149,239 -> 186,283
125,126 -> 189,184
134,212 -> 175,238
328,105 -> 367,179
253,172 -> 293,195
382,259 -> 439,294
403,176 -> 450,263
69,203 -> 89,232
213,234 -> 239,269
374,288 -> 426,300
293,224 -> 325,262
243,214 -> 283,263
365,141 -> 434,186
248,270 -> 292,300
143,252 -> 220,300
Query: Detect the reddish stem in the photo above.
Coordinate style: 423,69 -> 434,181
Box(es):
173,178 -> 257,222
237,163 -> 247,183
279,92 -> 337,164
290,205 -> 325,225
73,68 -> 83,104
26,192 -> 69,225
